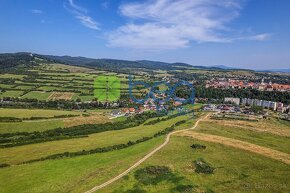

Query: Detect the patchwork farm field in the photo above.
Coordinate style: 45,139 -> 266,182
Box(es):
0,63 -> 289,193
0,63 -> 152,102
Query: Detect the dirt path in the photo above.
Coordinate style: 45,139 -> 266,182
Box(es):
176,131 -> 290,164
83,114 -> 210,193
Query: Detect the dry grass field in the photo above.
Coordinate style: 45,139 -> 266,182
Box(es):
48,92 -> 75,101
63,114 -> 111,127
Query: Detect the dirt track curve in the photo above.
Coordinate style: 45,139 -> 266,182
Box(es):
176,131 -> 290,165
83,114 -> 209,193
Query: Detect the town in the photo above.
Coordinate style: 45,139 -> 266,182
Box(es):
205,78 -> 290,92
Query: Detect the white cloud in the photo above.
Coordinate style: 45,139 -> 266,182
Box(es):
241,33 -> 271,41
68,0 -> 87,13
76,15 -> 99,30
31,9 -> 43,14
66,0 -> 99,30
108,0 -> 269,50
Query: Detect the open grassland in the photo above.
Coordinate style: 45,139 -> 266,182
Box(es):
0,115 -> 189,165
0,137 -> 165,193
0,108 -> 82,118
0,110 -> 109,133
99,136 -> 290,193
195,119 -> 290,154
207,116 -> 290,137
0,120 -> 64,134
177,131 -> 290,164
0,112 -> 289,193
63,114 -> 110,127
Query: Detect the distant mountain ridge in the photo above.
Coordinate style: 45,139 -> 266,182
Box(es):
38,55 -> 234,71
209,65 -> 238,70
0,52 -> 288,73
259,69 -> 290,73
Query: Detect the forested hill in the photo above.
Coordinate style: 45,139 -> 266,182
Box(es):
0,52 -> 241,72
36,54 -> 193,70
0,53 -> 35,69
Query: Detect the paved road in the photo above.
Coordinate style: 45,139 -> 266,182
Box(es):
84,114 -> 209,193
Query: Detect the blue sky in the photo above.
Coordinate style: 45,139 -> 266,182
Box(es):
0,0 -> 290,70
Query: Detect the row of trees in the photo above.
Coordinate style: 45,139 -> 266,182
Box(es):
144,111 -> 191,125
0,112 -> 166,147
0,97 -> 130,109
0,114 -> 79,123
23,122 -> 184,165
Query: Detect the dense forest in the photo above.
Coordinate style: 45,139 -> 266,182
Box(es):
0,53 -> 35,69
36,54 -> 193,71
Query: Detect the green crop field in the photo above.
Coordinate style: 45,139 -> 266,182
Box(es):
0,84 -> 15,89
0,74 -> 26,79
0,90 -> 23,98
21,91 -> 52,100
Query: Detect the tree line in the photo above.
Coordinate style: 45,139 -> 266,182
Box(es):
0,112 -> 167,147
21,121 -> 185,165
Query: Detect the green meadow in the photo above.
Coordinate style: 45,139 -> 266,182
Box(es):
99,136 -> 290,193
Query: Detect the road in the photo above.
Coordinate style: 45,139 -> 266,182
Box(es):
84,114 -> 209,193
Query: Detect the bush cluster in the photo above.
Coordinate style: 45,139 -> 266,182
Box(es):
193,158 -> 215,174
190,144 -> 206,150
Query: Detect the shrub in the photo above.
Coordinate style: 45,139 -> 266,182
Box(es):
0,117 -> 22,122
0,163 -> 10,168
193,158 -> 215,174
134,166 -> 172,185
190,144 -> 206,150
174,184 -> 196,192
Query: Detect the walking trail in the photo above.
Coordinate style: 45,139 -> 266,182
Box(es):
84,114 -> 209,193
176,131 -> 290,164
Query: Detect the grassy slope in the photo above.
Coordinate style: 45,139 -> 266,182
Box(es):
0,120 -> 64,133
0,115 -> 189,164
195,121 -> 290,154
100,136 -> 290,193
0,137 -> 165,193
0,108 -> 82,118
